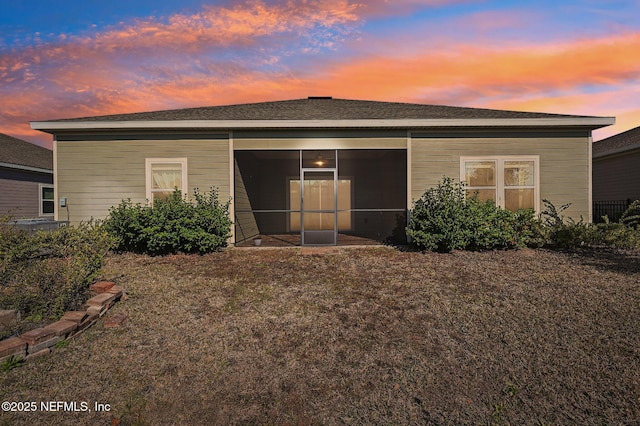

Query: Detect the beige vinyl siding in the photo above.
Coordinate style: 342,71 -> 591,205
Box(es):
0,179 -> 40,218
57,139 -> 230,224
410,136 -> 591,220
234,137 -> 407,150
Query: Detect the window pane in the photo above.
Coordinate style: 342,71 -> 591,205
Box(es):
290,179 -> 351,231
337,179 -> 352,230
289,180 -> 301,231
290,212 -> 301,232
504,161 -> 534,187
337,211 -> 351,230
290,180 -> 301,210
151,163 -> 182,190
152,191 -> 174,202
304,212 -> 335,230
320,180 -> 334,209
337,179 -> 351,211
303,173 -> 335,211
42,186 -> 54,200
505,188 -> 535,211
42,200 -> 54,214
465,161 -> 495,186
466,189 -> 496,203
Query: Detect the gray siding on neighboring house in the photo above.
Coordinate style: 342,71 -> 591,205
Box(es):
0,178 -> 41,218
0,133 -> 54,219
410,135 -> 591,220
56,138 -> 230,223
0,169 -> 53,218
593,149 -> 640,202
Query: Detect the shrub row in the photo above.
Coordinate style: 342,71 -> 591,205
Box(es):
407,177 -> 640,252
103,188 -> 232,256
540,199 -> 640,249
0,221 -> 114,338
406,177 -> 542,252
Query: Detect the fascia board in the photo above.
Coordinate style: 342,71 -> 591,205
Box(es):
31,117 -> 616,132
593,143 -> 640,159
0,161 -> 53,174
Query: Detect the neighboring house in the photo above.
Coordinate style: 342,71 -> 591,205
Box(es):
592,126 -> 640,222
593,125 -> 640,202
0,132 -> 54,219
31,97 -> 613,246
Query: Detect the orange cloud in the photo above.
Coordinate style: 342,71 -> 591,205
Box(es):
0,0 -> 363,90
484,89 -> 640,141
310,32 -> 640,102
83,0 -> 360,53
1,0 -> 369,147
4,2 -> 640,149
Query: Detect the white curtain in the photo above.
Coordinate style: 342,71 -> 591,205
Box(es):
152,163 -> 182,190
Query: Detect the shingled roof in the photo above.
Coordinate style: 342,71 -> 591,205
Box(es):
0,133 -> 53,172
41,98 -> 592,122
593,125 -> 640,158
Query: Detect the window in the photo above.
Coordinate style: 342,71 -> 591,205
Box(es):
39,184 -> 54,216
288,177 -> 352,231
461,156 -> 539,211
145,158 -> 188,203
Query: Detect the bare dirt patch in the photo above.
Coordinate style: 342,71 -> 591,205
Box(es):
1,247 -> 639,425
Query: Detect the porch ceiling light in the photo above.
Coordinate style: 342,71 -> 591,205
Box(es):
314,154 -> 326,167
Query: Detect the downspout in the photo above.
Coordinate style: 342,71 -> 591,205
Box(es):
229,130 -> 235,246
588,132 -> 593,223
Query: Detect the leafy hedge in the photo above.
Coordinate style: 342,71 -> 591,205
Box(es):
406,177 -> 542,252
0,220 -> 114,338
103,188 -> 232,255
407,177 -> 640,252
539,199 -> 640,249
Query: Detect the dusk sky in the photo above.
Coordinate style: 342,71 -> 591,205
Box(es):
1,0 -> 639,149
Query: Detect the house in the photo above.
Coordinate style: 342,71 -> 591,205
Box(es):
0,132 -> 54,219
31,97 -> 614,246
592,126 -> 640,221
593,125 -> 640,200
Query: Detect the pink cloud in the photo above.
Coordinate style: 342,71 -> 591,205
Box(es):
483,88 -> 640,141
77,0 -> 361,54
292,31 -> 640,117
3,1 -> 639,149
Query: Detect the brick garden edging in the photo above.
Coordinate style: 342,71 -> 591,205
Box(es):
0,281 -> 127,364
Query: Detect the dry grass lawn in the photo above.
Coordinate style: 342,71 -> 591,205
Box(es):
1,247 -> 639,425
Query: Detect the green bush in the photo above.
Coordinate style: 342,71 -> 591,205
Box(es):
0,221 -> 114,337
620,200 -> 640,228
587,222 -> 640,248
104,187 -> 232,255
406,177 -> 541,252
539,199 -> 640,249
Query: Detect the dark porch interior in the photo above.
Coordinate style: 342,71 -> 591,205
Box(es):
234,149 -> 407,246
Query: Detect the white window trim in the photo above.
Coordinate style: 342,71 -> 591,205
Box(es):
39,183 -> 55,217
460,156 -> 540,212
145,158 -> 188,203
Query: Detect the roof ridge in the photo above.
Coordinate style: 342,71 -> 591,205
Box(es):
34,97 -> 603,123
593,125 -> 640,157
